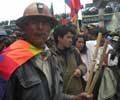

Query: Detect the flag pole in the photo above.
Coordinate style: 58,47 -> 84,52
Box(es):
50,0 -> 54,16
76,14 -> 80,34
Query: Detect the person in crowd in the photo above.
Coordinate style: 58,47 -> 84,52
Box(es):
79,25 -> 88,35
0,37 -> 6,51
86,28 -> 113,100
79,25 -> 97,41
111,35 -> 119,48
86,28 -> 113,69
0,31 -> 8,51
98,35 -> 120,100
109,36 -> 120,100
0,2 -> 92,100
53,25 -> 87,95
73,35 -> 89,82
108,35 -> 119,67
0,30 -> 15,52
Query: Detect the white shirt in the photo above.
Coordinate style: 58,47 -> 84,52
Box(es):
86,40 -> 113,70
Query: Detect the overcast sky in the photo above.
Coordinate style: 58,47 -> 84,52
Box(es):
0,0 -> 93,21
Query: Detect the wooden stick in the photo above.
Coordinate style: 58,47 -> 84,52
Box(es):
87,40 -> 108,94
85,33 -> 102,92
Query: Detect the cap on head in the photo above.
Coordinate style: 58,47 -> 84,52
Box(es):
16,2 -> 58,29
112,36 -> 119,42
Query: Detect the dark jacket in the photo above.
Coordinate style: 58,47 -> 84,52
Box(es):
54,47 -> 87,95
3,51 -> 74,100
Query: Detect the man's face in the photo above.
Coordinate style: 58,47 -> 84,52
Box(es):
24,18 -> 51,48
58,32 -> 73,49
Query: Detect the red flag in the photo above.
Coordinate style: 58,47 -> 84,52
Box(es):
65,0 -> 81,14
71,0 -> 81,14
70,16 -> 76,24
65,0 -> 81,24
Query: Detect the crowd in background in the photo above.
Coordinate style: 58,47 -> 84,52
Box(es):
0,3 -> 120,99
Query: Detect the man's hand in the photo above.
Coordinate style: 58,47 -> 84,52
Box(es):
74,92 -> 93,100
73,68 -> 81,78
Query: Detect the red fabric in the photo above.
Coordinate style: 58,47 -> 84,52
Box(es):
62,18 -> 67,25
0,54 -> 18,80
70,0 -> 81,24
70,16 -> 76,24
71,0 -> 81,12
65,0 -> 81,11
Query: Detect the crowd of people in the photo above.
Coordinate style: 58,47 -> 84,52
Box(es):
0,2 -> 120,100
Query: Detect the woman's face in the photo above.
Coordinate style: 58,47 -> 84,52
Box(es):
75,37 -> 84,50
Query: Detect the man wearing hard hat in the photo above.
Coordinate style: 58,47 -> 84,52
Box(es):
1,2 -> 92,100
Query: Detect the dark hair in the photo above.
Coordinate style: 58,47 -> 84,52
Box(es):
53,25 -> 73,44
73,35 -> 87,54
